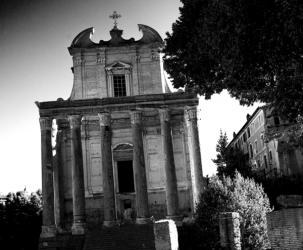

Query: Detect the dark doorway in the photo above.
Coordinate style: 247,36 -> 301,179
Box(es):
117,160 -> 135,193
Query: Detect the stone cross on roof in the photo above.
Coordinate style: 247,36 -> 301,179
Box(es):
109,11 -> 121,29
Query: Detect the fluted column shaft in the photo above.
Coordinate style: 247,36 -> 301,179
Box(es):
185,107 -> 204,210
98,113 -> 117,227
159,109 -> 180,219
68,115 -> 86,235
130,111 -> 150,223
39,117 -> 56,238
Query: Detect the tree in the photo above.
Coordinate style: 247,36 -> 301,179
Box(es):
212,130 -> 229,171
195,173 -> 272,249
213,130 -> 251,177
0,190 -> 42,250
163,0 -> 303,119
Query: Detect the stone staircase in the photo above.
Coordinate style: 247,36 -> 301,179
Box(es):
39,223 -> 155,250
83,223 -> 155,250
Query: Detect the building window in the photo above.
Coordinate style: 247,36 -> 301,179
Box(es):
274,116 -> 280,126
255,140 -> 258,154
113,75 -> 127,97
260,135 -> 264,147
243,132 -> 247,142
264,155 -> 268,168
105,61 -> 132,97
247,127 -> 251,138
269,151 -> 273,161
249,144 -> 253,158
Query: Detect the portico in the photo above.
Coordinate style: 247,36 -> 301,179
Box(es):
37,22 -> 204,240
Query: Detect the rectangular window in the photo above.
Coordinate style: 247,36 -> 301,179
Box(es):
243,132 -> 247,142
260,135 -> 264,147
255,140 -> 258,154
264,155 -> 268,168
113,74 -> 127,97
249,144 -> 253,158
247,127 -> 251,138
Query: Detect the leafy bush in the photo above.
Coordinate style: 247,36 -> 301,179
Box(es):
196,172 -> 272,249
0,190 -> 42,250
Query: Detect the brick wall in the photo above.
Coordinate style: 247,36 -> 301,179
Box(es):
267,208 -> 303,250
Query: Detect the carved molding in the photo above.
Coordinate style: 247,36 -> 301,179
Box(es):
151,50 -> 160,61
68,115 -> 82,129
74,57 -> 85,65
96,56 -> 105,64
98,113 -> 111,126
130,111 -> 142,124
39,117 -> 52,131
132,55 -> 141,62
158,108 -> 170,122
184,107 -> 198,121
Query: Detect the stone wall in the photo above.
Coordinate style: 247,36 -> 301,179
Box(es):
267,208 -> 303,250
219,212 -> 241,250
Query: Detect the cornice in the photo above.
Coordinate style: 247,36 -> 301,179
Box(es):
36,92 -> 199,117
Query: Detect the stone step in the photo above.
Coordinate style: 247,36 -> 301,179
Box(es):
83,223 -> 155,250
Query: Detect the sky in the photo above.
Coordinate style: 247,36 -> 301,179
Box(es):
0,0 -> 260,194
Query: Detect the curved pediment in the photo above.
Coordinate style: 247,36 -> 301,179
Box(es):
69,24 -> 163,52
137,24 -> 163,44
113,143 -> 133,151
70,27 -> 97,48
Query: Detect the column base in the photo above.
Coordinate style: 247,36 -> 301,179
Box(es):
166,215 -> 183,226
136,217 -> 151,224
40,225 -> 57,238
103,220 -> 118,227
72,222 -> 86,235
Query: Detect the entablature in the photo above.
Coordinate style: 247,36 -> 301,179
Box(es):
36,92 -> 198,118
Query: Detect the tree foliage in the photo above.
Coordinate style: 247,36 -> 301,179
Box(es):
213,130 -> 252,177
163,0 -> 303,119
0,190 -> 42,250
196,173 -> 272,249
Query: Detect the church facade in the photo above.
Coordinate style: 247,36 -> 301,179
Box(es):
36,21 -> 204,238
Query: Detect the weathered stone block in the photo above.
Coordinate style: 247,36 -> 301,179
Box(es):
219,212 -> 241,250
153,219 -> 179,250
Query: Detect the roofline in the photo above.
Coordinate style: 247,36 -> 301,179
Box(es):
228,105 -> 268,147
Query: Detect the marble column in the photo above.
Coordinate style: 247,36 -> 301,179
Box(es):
39,117 -> 56,238
159,109 -> 180,220
68,115 -> 86,235
98,113 -> 117,227
53,119 -> 67,232
130,111 -> 150,224
184,107 -> 204,211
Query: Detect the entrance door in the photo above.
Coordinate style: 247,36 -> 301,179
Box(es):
117,160 -> 135,193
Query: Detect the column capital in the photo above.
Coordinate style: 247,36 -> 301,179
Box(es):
56,118 -> 69,130
39,117 -> 52,131
98,113 -> 111,126
130,110 -> 142,125
68,115 -> 82,129
184,107 -> 198,121
158,108 -> 171,122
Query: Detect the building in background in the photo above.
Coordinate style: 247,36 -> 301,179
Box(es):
228,106 -> 303,179
35,14 -> 204,246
